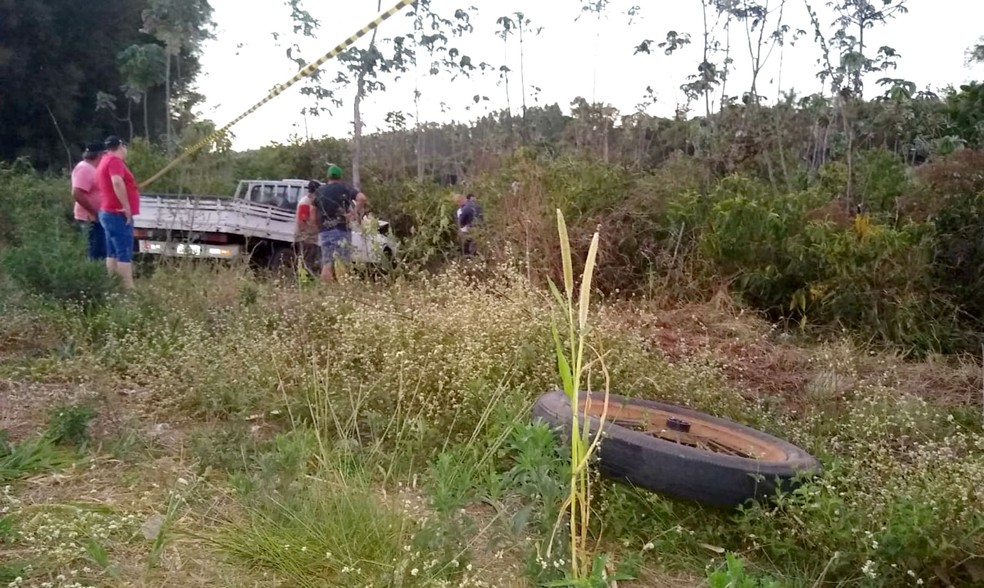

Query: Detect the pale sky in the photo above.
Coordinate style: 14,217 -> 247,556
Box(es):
195,0 -> 982,150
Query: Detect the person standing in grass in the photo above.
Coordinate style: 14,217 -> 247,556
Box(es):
296,180 -> 320,275
96,136 -> 138,290
314,164 -> 364,284
71,142 -> 106,261
466,193 -> 484,224
453,193 -> 478,256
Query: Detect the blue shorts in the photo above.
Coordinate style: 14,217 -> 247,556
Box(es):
99,211 -> 134,263
76,220 -> 106,261
318,228 -> 350,264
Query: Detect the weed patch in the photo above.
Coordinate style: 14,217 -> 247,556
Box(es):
0,437 -> 67,484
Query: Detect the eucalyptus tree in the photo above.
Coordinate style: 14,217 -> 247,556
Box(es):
140,0 -> 215,154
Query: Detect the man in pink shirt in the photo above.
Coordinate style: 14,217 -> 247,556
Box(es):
71,143 -> 106,260
96,136 -> 139,289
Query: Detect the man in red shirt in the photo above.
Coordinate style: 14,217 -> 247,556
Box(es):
296,180 -> 320,274
96,136 -> 139,289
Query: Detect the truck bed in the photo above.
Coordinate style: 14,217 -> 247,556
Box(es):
135,193 -> 296,242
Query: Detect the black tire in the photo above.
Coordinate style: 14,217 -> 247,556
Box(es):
532,390 -> 821,507
379,247 -> 396,273
268,245 -> 297,279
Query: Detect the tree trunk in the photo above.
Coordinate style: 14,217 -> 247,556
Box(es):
416,126 -> 425,181
127,99 -> 134,142
352,0 -> 382,190
701,0 -> 712,120
720,16 -> 732,105
143,93 -> 150,141
45,104 -> 72,172
842,99 -> 855,213
518,21 -> 528,142
165,50 -> 173,154
353,90 -> 364,189
603,120 -> 609,164
502,39 -> 514,144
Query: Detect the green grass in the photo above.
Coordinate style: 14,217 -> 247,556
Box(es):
1,245 -> 983,587
0,435 -> 68,483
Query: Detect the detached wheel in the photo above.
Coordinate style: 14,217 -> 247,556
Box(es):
532,390 -> 822,507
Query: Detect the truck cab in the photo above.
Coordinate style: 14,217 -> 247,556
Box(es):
233,179 -> 309,210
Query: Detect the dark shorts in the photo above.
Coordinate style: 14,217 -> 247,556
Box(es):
99,211 -> 134,263
76,220 -> 106,261
318,228 -> 350,264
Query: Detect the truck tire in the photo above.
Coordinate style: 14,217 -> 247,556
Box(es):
268,245 -> 297,278
532,390 -> 822,507
380,247 -> 396,273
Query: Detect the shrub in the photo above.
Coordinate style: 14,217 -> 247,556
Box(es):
922,150 -> 984,329
45,403 -> 96,447
855,148 -> 908,218
794,220 -> 968,353
670,175 -> 825,312
2,239 -> 118,307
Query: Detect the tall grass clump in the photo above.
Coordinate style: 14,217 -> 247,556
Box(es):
212,365 -> 526,588
544,210 -> 625,586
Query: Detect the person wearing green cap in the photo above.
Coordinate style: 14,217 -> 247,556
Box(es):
314,163 -> 367,283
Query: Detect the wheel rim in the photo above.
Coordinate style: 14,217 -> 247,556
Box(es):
578,397 -> 789,462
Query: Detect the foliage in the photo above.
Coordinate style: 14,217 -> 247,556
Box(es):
0,163 -> 119,307
45,403 -> 97,447
706,553 -> 780,588
945,82 -> 984,148
0,435 -> 67,483
2,239 -> 119,308
545,211 -> 609,583
0,0 -> 210,167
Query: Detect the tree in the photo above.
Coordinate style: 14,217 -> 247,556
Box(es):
404,2 -> 478,180
0,0 -> 176,167
510,12 -> 542,142
716,0 -> 797,105
141,0 -> 215,154
283,0 -> 341,124
807,0 -> 908,211
334,1 -> 414,189
968,38 -> 984,65
828,0 -> 907,97
95,90 -> 138,143
118,43 -> 168,140
495,15 -> 516,142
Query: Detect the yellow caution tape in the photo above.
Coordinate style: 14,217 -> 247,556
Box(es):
140,0 -> 414,190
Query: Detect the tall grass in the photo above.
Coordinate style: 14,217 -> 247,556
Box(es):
546,210 -> 618,585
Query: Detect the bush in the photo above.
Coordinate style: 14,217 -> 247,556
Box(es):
668,175 -> 825,312
922,150 -> 984,330
0,162 -> 118,307
795,220 -> 969,353
2,238 -> 118,307
46,403 -> 96,447
855,148 -> 908,218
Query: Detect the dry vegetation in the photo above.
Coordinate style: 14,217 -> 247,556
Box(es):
1,253 -> 983,587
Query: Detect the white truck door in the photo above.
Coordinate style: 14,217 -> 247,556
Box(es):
348,221 -> 371,263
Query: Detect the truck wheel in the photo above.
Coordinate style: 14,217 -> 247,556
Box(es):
380,247 -> 396,273
268,245 -> 297,279
532,390 -> 822,507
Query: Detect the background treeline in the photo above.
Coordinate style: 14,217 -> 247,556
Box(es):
3,0 -> 984,356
